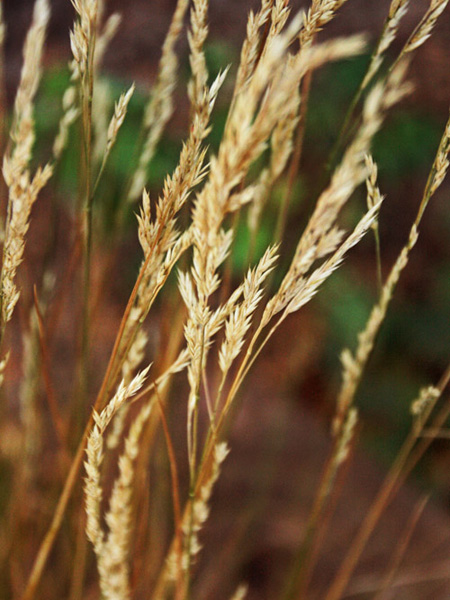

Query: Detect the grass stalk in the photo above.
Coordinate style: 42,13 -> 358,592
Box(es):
324,363 -> 450,600
2,2 -> 449,599
79,17 -> 97,409
372,494 -> 430,600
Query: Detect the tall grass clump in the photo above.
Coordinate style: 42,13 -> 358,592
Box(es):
0,0 -> 450,599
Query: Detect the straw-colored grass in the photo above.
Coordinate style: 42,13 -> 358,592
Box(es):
0,0 -> 449,599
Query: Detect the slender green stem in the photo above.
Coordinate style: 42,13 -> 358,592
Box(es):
373,224 -> 383,293
326,83 -> 365,175
79,32 -> 97,409
326,14 -> 392,175
274,69 -> 312,246
223,315 -> 283,418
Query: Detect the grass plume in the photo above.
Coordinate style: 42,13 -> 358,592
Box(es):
0,1 -> 449,600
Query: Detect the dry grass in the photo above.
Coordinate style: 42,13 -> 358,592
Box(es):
0,0 -> 450,599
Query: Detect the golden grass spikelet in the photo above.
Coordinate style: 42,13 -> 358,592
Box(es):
191,15 -> 321,247
300,0 -> 350,48
167,442 -> 229,580
282,199 -> 383,317
94,12 -> 121,72
84,368 -> 150,555
262,196 -> 375,325
389,0 -> 408,17
262,60 -> 409,328
219,245 -> 278,375
178,269 -> 244,349
191,228 -> 232,301
364,154 -> 383,212
183,230 -> 233,459
403,0 -> 449,54
188,0 -> 209,107
1,162 -> 53,325
121,329 -> 148,386
334,103 -> 450,437
12,0 -> 50,117
52,83 -> 79,160
361,0 -> 409,90
70,21 -> 88,76
128,0 -> 189,202
71,0 -> 97,21
85,423 -> 106,556
135,228 -> 193,322
96,367 -> 150,431
248,35 -> 365,240
385,0 -> 409,45
99,402 -> 153,600
234,0 -> 273,96
107,329 -> 148,450
105,83 -> 135,155
70,0 -> 99,79
130,48 -> 224,344
184,442 -> 230,547
89,17 -> 123,163
236,0 -> 291,98
335,407 -> 358,466
411,385 -> 440,420
178,270 -> 196,314
269,0 -> 291,39
429,111 -> 450,195
135,63 -> 226,303
248,77 -> 300,238
136,189 -> 153,258
143,0 -> 189,133
333,227 -> 418,435
11,0 -> 50,171
73,0 -> 100,91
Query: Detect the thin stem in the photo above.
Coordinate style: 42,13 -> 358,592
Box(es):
326,14 -> 391,175
33,287 -> 67,451
373,224 -> 383,293
21,439 -> 86,600
372,494 -> 429,600
222,314 -> 284,418
79,27 -> 97,410
68,510 -> 88,600
274,69 -> 312,245
283,434 -> 357,600
20,216 -> 175,599
151,317 -> 279,599
156,392 -> 182,557
324,363 -> 450,600
326,83 -> 364,175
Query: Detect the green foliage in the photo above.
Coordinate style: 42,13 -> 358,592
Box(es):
374,111 -> 443,180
